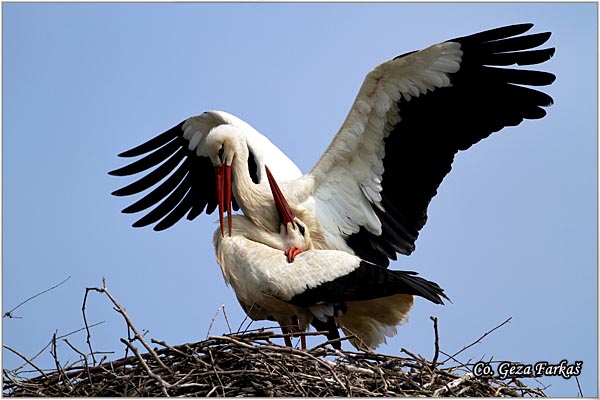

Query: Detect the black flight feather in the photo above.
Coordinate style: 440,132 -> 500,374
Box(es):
345,23 -> 555,266
109,120 -> 248,230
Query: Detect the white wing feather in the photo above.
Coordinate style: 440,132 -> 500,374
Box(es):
305,41 -> 462,237
183,110 -> 303,182
218,235 -> 361,302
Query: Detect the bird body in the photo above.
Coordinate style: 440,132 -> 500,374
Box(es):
213,214 -> 446,350
111,23 -> 555,268
110,23 -> 555,348
213,225 -> 308,333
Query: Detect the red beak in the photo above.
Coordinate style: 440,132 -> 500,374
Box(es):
266,165 -> 303,263
265,165 -> 295,227
215,164 -> 233,237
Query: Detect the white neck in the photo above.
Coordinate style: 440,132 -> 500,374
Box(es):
227,135 -> 280,233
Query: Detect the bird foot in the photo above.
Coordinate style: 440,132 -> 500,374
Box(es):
285,246 -> 303,263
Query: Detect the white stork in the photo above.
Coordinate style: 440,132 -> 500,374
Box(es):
213,168 -> 448,350
109,23 -> 555,268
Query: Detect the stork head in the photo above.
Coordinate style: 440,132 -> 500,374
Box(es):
265,165 -> 312,260
206,124 -> 247,237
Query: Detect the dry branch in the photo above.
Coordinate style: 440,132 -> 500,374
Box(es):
3,280 -> 547,397
3,329 -> 547,397
3,276 -> 71,319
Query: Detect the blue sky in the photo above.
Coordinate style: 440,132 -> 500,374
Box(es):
2,3 -> 597,396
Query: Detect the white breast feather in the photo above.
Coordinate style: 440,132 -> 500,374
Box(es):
216,235 -> 361,305
267,250 -> 361,300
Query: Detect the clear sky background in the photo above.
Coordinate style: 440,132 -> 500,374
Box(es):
2,3 -> 597,396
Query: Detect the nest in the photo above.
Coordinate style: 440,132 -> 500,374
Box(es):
3,279 -> 548,397
4,330 -> 547,397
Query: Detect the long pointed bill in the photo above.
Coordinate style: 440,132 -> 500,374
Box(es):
225,165 -> 232,236
215,166 -> 224,237
265,165 -> 295,228
215,164 -> 233,237
266,165 -> 303,263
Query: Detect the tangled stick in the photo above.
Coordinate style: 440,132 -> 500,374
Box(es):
3,279 -> 549,397
2,329 -> 548,397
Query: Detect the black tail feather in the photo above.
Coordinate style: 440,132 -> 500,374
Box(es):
289,261 -> 449,309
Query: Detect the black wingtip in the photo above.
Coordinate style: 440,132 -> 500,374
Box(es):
117,149 -> 137,158
108,167 -> 128,177
503,22 -> 535,36
111,188 -> 128,197
423,289 -> 449,306
477,23 -> 534,41
435,290 -> 451,306
548,48 -> 556,58
121,204 -> 138,214
115,121 -> 185,158
131,220 -> 148,229
547,70 -> 557,85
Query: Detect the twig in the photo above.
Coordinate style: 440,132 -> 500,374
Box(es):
50,332 -> 71,390
400,347 -> 424,362
151,339 -> 190,358
308,334 -> 355,352
440,317 -> 512,364
3,344 -> 49,380
430,316 -> 440,368
120,338 -> 171,397
249,329 -> 325,340
12,340 -> 55,374
207,345 -> 226,396
59,321 -> 106,340
210,334 -> 348,390
225,325 -> 272,336
82,286 -> 98,365
62,338 -> 93,386
205,304 -> 232,339
3,276 -> 71,319
222,305 -> 232,334
439,349 -> 467,368
9,321 -> 105,375
3,330 -> 547,397
84,277 -> 171,373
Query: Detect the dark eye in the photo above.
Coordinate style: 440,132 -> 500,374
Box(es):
297,223 -> 305,236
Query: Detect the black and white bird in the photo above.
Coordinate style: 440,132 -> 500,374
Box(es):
110,23 -> 555,268
213,167 -> 448,351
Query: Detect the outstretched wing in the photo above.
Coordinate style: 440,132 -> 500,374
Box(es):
305,23 -> 555,266
109,111 -> 302,231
